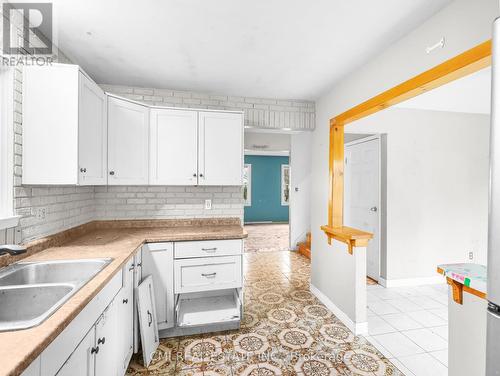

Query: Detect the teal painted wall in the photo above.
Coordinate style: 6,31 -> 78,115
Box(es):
244,155 -> 289,223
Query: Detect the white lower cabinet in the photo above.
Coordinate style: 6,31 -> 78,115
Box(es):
117,258 -> 134,372
56,328 -> 95,376
94,299 -> 120,376
36,250 -> 141,376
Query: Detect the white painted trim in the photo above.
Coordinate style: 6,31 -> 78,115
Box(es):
244,127 -> 308,134
244,150 -> 290,156
378,276 -> 445,287
0,68 -> 14,223
344,134 -> 381,147
310,284 -> 368,335
106,92 -> 244,114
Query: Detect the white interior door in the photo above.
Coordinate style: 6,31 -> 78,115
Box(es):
137,276 -> 159,367
198,111 -> 243,185
149,109 -> 198,185
107,96 -> 149,185
344,137 -> 380,281
78,73 -> 107,185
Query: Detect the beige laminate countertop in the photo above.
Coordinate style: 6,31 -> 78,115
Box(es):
0,222 -> 246,376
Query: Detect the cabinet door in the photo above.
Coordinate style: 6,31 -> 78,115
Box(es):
94,300 -> 120,376
108,97 -> 149,185
78,73 -> 107,185
117,259 -> 134,374
56,328 -> 95,376
137,276 -> 160,367
198,112 -> 243,185
142,243 -> 174,329
133,250 -> 142,354
149,109 -> 198,185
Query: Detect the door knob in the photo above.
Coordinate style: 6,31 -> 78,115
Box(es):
370,207 -> 378,212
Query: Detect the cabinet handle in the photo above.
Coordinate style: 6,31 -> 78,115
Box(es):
109,171 -> 115,176
201,272 -> 217,278
202,247 -> 217,253
80,167 -> 87,173
97,337 -> 106,345
147,310 -> 153,327
136,262 -> 142,267
91,346 -> 99,354
129,263 -> 135,271
123,298 -> 129,304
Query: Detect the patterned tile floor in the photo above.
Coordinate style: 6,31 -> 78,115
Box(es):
127,251 -> 404,375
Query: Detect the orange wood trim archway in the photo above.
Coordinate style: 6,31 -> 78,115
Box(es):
321,40 -> 492,251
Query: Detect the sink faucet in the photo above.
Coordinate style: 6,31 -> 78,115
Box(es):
0,245 -> 27,256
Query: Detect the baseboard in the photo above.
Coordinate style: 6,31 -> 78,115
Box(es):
378,276 -> 444,287
310,284 -> 368,335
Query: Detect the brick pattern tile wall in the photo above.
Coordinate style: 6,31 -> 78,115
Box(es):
100,84 -> 315,130
94,186 -> 243,220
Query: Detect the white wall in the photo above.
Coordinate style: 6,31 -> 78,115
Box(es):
311,0 -> 498,325
349,108 -> 490,281
290,132 -> 312,247
245,132 -> 290,152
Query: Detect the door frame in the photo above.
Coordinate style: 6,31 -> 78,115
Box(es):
344,134 -> 383,281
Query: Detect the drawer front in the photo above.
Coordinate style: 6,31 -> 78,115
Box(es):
174,239 -> 242,259
174,256 -> 242,293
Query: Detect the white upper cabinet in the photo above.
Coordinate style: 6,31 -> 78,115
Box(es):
23,64 -> 107,185
78,74 -> 107,185
149,109 -> 198,185
107,96 -> 150,185
198,111 -> 243,186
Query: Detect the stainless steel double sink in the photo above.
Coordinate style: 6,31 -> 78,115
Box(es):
0,258 -> 112,331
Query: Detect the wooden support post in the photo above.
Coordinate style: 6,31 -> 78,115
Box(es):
328,120 -> 344,230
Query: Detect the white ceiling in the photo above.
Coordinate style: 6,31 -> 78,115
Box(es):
395,67 -> 491,114
51,0 -> 451,100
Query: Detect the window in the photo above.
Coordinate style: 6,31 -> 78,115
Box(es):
281,164 -> 290,206
243,164 -> 252,206
0,67 -> 18,229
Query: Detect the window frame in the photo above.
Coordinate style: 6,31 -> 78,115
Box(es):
243,163 -> 252,206
281,164 -> 290,206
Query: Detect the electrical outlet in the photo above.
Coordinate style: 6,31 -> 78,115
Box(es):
204,199 -> 212,210
34,207 -> 47,220
468,251 -> 474,261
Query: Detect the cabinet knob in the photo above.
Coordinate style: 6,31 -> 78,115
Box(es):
193,173 -> 197,177
123,298 -> 129,304
80,168 -> 87,173
199,173 -> 204,178
98,337 -> 106,345
129,263 -> 135,271
109,171 -> 115,176
91,346 -> 99,354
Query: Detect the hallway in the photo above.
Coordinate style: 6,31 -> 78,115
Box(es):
244,224 -> 290,253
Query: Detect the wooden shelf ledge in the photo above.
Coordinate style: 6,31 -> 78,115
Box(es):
437,267 -> 487,304
321,225 -> 373,254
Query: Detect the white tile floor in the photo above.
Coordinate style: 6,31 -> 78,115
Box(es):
365,283 -> 449,376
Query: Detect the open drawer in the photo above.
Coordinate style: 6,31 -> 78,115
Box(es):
175,289 -> 242,328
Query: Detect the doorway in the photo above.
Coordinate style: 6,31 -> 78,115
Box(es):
344,135 -> 381,282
